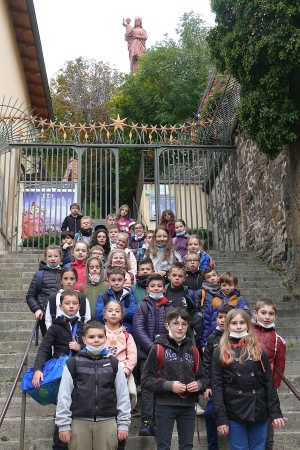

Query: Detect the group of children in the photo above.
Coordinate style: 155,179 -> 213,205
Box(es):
25,203 -> 287,450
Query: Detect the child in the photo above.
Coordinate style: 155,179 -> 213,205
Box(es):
172,219 -> 190,258
143,230 -> 154,249
79,257 -> 108,318
183,251 -> 204,292
61,203 -> 83,235
108,224 -> 120,248
71,241 -> 89,290
146,226 -> 181,276
95,267 -> 137,334
159,209 -> 176,238
201,271 -> 251,350
183,235 -> 213,270
55,320 -> 131,450
122,17 -> 133,35
253,299 -> 286,450
107,213 -> 117,226
129,221 -> 147,261
90,228 -> 111,261
195,267 -> 220,336
131,258 -> 155,304
89,245 -> 105,261
33,289 -> 84,450
26,245 -> 62,336
116,204 -> 134,235
133,274 -> 172,436
141,308 -> 206,450
60,230 -> 75,267
106,248 -> 134,288
75,216 -> 93,246
203,305 -> 234,450
45,267 -> 91,329
211,309 -> 286,450
114,232 -> 137,275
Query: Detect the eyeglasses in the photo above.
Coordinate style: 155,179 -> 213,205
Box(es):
92,252 -> 103,257
134,227 -> 144,230
186,259 -> 199,263
170,322 -> 188,329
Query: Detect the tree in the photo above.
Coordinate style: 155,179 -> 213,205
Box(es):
50,57 -> 123,123
111,11 -> 212,125
207,0 -> 300,157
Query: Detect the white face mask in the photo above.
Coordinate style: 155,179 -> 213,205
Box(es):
85,343 -> 106,355
167,327 -> 186,344
257,321 -> 275,329
229,330 -> 248,339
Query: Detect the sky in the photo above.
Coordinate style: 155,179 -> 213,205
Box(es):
33,0 -> 216,81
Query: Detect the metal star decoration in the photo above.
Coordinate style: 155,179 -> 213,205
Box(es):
110,115 -> 127,132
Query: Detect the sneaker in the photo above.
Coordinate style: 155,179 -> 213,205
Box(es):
195,403 -> 205,416
131,408 -> 141,418
139,421 -> 155,436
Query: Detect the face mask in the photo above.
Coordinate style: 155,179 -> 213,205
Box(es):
149,292 -> 164,300
47,263 -> 60,269
229,330 -> 248,338
176,230 -> 186,237
168,328 -> 186,343
156,243 -> 166,248
89,274 -> 100,284
257,321 -> 275,329
86,343 -> 106,355
60,312 -> 77,320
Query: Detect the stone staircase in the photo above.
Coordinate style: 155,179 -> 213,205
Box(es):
0,250 -> 299,449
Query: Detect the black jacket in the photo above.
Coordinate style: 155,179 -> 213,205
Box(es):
61,214 -> 83,234
34,317 -> 84,371
183,269 -> 203,292
211,340 -> 283,426
141,334 -> 205,406
203,328 -> 223,388
26,261 -> 62,313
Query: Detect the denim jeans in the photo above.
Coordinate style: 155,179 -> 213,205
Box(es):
228,420 -> 268,450
139,359 -> 155,424
156,404 -> 195,450
204,398 -> 219,450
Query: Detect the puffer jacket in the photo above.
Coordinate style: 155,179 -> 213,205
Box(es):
95,287 -> 137,334
26,261 -> 62,314
141,334 -> 205,406
201,289 -> 250,348
133,296 -> 172,359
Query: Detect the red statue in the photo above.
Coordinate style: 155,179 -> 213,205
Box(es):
123,17 -> 148,73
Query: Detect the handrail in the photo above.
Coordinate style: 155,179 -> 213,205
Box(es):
274,366 -> 300,401
0,317 -> 39,447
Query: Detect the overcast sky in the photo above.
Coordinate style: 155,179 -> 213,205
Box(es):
33,0 -> 215,81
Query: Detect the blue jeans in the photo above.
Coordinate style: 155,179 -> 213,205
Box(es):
228,420 -> 268,450
139,359 -> 155,424
204,398 -> 218,450
156,404 -> 195,450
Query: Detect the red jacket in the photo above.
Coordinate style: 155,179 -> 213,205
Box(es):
71,261 -> 86,290
253,322 -> 286,388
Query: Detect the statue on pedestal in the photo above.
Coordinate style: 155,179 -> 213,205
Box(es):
123,17 -> 148,74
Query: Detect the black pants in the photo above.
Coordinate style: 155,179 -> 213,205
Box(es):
52,424 -> 68,450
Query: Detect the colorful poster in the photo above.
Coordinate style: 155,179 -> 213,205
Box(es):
22,183 -> 75,238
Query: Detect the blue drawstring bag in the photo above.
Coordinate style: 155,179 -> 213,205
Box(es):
21,321 -> 78,405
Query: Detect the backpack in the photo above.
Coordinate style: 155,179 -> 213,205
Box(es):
36,269 -> 45,294
156,343 -> 199,375
48,292 -> 87,322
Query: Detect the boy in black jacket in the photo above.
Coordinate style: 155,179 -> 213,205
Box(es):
32,289 -> 84,450
203,304 -> 233,450
61,203 -> 83,234
141,308 -> 205,450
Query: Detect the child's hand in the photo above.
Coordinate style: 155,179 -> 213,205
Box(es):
172,381 -> 187,394
186,381 -> 199,393
201,347 -> 205,353
62,243 -> 69,249
59,431 -> 71,444
204,388 -> 212,401
118,430 -> 128,441
69,337 -> 80,352
272,417 -> 288,428
217,424 -> 229,434
157,270 -> 166,276
32,370 -> 43,388
34,309 -> 43,320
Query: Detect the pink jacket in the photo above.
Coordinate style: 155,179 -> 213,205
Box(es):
105,325 -> 137,375
71,261 -> 86,290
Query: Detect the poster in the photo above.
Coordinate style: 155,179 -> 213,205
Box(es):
150,195 -> 176,221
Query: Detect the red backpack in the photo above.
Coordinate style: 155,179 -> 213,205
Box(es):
156,343 -> 200,375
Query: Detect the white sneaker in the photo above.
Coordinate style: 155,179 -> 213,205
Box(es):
195,403 -> 205,415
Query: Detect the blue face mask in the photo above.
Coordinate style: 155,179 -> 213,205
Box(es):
60,312 -> 77,320
149,292 -> 164,300
176,230 -> 186,237
86,343 -> 106,355
47,263 -> 60,269
156,243 -> 166,248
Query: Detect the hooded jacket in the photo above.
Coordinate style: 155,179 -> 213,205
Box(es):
141,334 -> 205,406
79,258 -> 108,318
105,325 -> 137,375
26,261 -> 62,314
95,287 -> 137,334
61,214 -> 83,234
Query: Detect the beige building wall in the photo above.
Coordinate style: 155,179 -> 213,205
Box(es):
0,1 -> 31,250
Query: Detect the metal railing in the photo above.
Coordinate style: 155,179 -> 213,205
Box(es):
0,318 -> 38,450
274,366 -> 300,402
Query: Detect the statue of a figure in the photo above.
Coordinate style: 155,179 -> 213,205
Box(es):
123,17 -> 148,74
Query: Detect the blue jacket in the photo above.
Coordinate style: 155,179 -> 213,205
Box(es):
95,288 -> 137,334
200,289 -> 251,348
133,296 -> 172,359
183,251 -> 212,271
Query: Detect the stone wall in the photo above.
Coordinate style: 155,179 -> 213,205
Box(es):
211,132 -> 288,270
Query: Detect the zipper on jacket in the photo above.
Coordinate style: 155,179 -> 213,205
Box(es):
95,359 -> 98,417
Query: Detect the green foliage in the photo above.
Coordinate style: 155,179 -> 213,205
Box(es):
0,436 -> 9,442
208,0 -> 300,156
22,235 -> 61,249
111,11 -> 212,125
